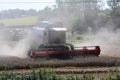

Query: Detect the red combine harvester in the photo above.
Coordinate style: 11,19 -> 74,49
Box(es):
28,21 -> 101,59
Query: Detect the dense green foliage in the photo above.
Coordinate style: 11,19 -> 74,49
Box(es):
107,0 -> 120,30
0,69 -> 120,80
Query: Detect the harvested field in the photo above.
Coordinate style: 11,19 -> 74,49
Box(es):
0,56 -> 119,70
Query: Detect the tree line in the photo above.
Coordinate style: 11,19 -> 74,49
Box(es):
0,0 -> 120,33
0,9 -> 38,19
39,0 -> 120,33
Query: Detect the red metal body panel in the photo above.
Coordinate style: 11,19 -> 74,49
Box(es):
31,49 -> 65,58
30,46 -> 101,59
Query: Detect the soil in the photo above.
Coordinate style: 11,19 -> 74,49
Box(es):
0,56 -> 119,70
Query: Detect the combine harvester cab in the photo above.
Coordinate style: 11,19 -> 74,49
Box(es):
28,21 -> 101,59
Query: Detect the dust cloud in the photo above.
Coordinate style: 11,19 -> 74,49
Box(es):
0,28 -> 34,58
74,28 -> 120,58
0,25 -> 120,58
